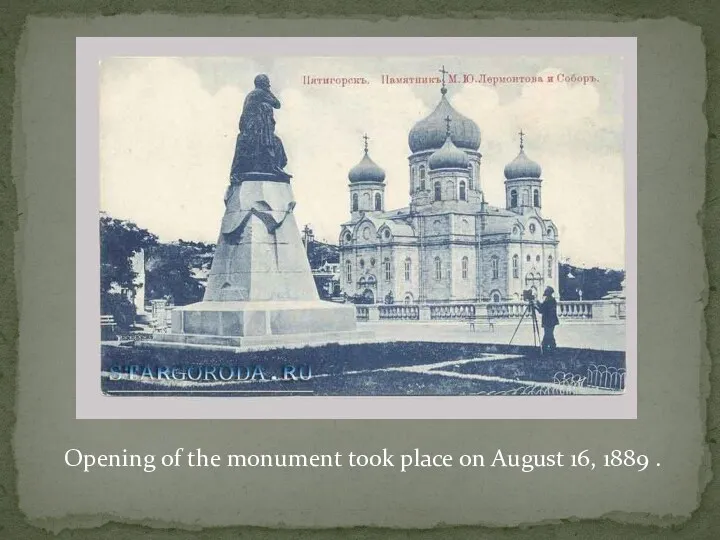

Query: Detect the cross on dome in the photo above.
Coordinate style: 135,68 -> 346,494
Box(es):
348,132 -> 386,184
407,65 -> 481,153
439,65 -> 449,95
504,128 -> 542,180
428,114 -> 469,171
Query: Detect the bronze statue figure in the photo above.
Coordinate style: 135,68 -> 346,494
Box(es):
229,74 -> 291,182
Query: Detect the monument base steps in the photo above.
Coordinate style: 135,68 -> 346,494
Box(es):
147,300 -> 374,352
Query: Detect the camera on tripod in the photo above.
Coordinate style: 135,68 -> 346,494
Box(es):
509,289 -> 543,354
522,289 -> 535,303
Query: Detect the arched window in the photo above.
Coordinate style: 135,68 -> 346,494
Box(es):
410,166 -> 415,193
522,190 -> 529,206
547,256 -> 554,278
434,181 -> 442,202
491,256 -> 499,279
362,192 -> 371,208
404,258 -> 411,282
459,180 -> 467,201
374,193 -> 382,211
468,164 -> 474,191
510,189 -> 518,208
434,257 -> 442,280
419,165 -> 426,191
533,189 -> 540,207
492,292 -> 501,303
461,256 -> 469,279
345,259 -> 352,284
352,193 -> 359,211
512,254 -> 519,278
384,258 -> 391,282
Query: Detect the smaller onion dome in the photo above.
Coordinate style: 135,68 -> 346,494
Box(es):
428,115 -> 470,170
348,134 -> 386,183
504,130 -> 542,180
429,134 -> 470,170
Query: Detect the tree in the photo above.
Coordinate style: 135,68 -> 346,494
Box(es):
145,243 -> 206,306
307,239 -> 339,268
99,216 -> 158,329
559,263 -> 624,301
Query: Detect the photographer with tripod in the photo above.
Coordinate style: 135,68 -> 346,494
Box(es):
532,286 -> 560,353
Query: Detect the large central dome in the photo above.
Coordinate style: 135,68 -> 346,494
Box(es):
408,91 -> 481,154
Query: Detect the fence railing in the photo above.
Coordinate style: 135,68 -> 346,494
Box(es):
473,368 -> 624,396
486,302 -> 526,318
355,299 -> 626,323
379,304 -> 420,320
558,301 -> 593,319
430,304 -> 475,320
586,364 -> 626,390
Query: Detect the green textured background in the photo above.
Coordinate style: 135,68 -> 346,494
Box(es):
0,1 -> 718,539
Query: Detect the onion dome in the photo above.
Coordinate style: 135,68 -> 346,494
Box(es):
408,87 -> 481,153
429,117 -> 470,170
504,130 -> 542,179
348,134 -> 386,183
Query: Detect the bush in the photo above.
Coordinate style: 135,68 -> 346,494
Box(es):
101,293 -> 137,331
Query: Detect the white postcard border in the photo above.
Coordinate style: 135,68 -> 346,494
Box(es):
76,36 -> 637,419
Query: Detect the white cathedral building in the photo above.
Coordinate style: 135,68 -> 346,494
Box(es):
338,82 -> 560,304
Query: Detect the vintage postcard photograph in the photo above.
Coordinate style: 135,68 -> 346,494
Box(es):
85,38 -> 634,417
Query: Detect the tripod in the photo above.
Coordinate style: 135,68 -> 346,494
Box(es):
509,300 -> 543,354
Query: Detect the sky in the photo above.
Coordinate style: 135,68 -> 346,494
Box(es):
100,55 -> 626,269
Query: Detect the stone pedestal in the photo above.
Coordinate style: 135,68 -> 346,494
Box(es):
150,300 -> 366,349
149,178 -> 370,350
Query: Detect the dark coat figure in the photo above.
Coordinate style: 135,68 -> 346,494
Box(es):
534,286 -> 559,353
230,74 -> 289,181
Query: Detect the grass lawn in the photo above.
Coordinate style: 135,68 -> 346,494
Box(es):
101,341 -> 626,396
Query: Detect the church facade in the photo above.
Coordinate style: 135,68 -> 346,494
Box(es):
338,83 -> 560,304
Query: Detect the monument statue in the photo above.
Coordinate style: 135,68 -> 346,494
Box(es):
149,73 -> 363,350
229,74 -> 291,182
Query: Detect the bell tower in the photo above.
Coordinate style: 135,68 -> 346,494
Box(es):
348,133 -> 386,220
504,130 -> 543,214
